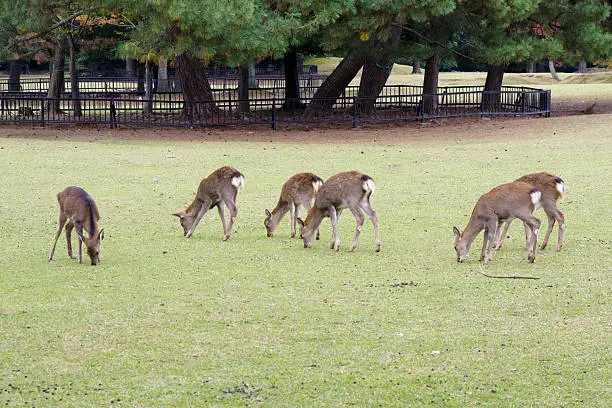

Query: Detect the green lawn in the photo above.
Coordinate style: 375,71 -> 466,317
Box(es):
0,118 -> 610,406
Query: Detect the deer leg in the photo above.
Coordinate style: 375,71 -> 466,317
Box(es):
75,224 -> 85,264
65,223 -> 75,259
361,199 -> 381,252
495,219 -> 511,250
348,207 -> 365,252
523,221 -> 531,250
483,220 -> 498,264
48,213 -> 67,262
217,204 -> 227,238
556,210 -> 565,252
186,198 -> 211,238
223,198 -> 238,241
523,216 -> 541,263
480,229 -> 489,262
290,203 -> 297,238
540,213 -> 556,250
329,207 -> 340,251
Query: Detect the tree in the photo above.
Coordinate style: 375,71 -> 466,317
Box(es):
121,0 -> 290,117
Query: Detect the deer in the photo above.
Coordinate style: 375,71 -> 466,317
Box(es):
453,181 -> 541,264
48,186 -> 104,265
173,166 -> 244,241
297,171 -> 381,252
265,172 -> 324,238
495,172 -> 566,252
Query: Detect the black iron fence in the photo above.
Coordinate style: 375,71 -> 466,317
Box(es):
0,74 -> 329,93
0,85 -> 551,129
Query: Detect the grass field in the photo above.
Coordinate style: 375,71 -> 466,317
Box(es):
0,114 -> 611,407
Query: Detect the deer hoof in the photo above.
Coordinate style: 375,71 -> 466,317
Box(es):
223,235 -> 230,241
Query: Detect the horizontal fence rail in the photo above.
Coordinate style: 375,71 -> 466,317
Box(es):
0,86 -> 551,129
0,74 -> 330,93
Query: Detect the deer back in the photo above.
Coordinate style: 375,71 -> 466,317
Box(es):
475,181 -> 540,221
515,172 -> 565,202
315,171 -> 374,210
196,166 -> 244,205
281,172 -> 324,203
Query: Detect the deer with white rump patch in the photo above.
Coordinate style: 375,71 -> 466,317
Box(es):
173,166 -> 244,240
298,171 -> 381,252
453,181 -> 541,264
48,186 -> 104,265
495,172 -> 566,251
265,172 -> 324,238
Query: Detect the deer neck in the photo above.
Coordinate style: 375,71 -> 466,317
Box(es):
270,199 -> 291,224
304,206 -> 325,235
461,215 -> 485,245
185,197 -> 203,217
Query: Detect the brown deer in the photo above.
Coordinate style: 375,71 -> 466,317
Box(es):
298,171 -> 381,252
495,172 -> 566,251
48,186 -> 104,265
265,172 -> 324,238
173,166 -> 244,241
453,181 -> 541,264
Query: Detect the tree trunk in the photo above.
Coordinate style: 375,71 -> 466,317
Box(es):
136,63 -> 145,93
356,25 -> 401,114
307,54 -> 365,114
527,60 -> 535,73
283,47 -> 303,111
143,58 -> 153,114
248,62 -> 257,88
8,59 -> 21,92
238,65 -> 250,113
174,52 -> 219,117
577,60 -> 587,73
412,60 -> 421,74
548,59 -> 562,81
157,56 -> 169,91
355,56 -> 393,114
47,38 -> 66,114
482,65 -> 505,112
422,45 -> 441,114
126,59 -> 137,77
67,34 -> 81,117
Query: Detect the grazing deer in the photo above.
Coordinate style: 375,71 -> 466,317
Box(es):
496,172 -> 566,251
453,181 -> 541,264
265,172 -> 324,238
48,186 -> 104,265
298,171 -> 381,252
173,166 -> 244,241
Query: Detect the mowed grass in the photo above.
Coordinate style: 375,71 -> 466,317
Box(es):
0,117 -> 610,407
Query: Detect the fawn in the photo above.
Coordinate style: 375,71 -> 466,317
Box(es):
265,172 -> 324,238
173,166 -> 244,241
495,172 -> 566,251
49,186 -> 104,265
298,171 -> 381,252
453,181 -> 541,264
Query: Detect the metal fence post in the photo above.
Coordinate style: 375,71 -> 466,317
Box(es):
109,97 -> 116,128
546,89 -> 551,117
272,98 -> 276,130
40,98 -> 45,127
352,96 -> 357,128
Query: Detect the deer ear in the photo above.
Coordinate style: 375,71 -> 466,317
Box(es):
453,226 -> 461,238
297,218 -> 304,228
99,229 -> 104,240
265,209 -> 271,218
172,211 -> 185,218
